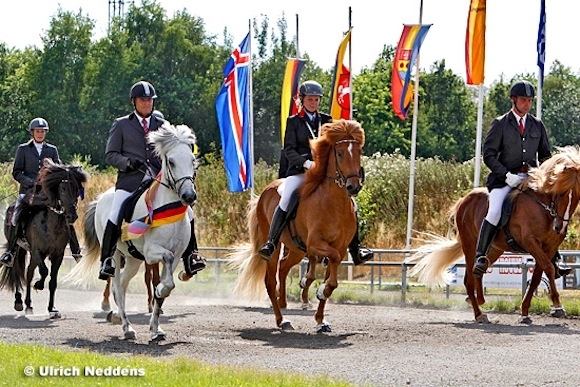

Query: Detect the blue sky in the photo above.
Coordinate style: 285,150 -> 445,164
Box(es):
2,0 -> 577,85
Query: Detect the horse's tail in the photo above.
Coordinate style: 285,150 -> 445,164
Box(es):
0,248 -> 26,293
228,197 -> 268,301
61,200 -> 101,289
407,233 -> 464,287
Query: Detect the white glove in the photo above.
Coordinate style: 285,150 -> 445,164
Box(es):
505,172 -> 523,188
303,160 -> 314,170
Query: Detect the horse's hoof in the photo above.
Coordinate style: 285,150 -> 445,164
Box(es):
316,322 -> 332,333
150,329 -> 166,342
178,270 -> 191,282
49,310 -> 61,319
106,311 -> 122,325
148,305 -> 153,313
25,307 -> 33,315
475,314 -> 489,324
280,320 -> 294,330
301,302 -> 312,310
299,277 -> 307,289
101,302 -> 111,312
518,315 -> 533,324
124,330 -> 136,340
550,307 -> 566,318
33,281 -> 44,291
14,302 -> 23,312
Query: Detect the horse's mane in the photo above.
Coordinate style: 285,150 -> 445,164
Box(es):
38,159 -> 88,193
301,119 -> 365,198
148,123 -> 196,158
522,145 -> 580,196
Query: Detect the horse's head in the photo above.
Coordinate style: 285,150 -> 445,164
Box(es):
307,119 -> 364,197
149,123 -> 198,206
527,146 -> 580,235
38,159 -> 89,224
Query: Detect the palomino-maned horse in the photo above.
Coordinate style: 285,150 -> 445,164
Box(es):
64,123 -> 197,341
229,119 -> 364,332
408,146 -> 580,324
0,159 -> 88,318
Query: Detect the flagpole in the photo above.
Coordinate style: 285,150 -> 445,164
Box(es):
295,14 -> 300,57
473,85 -> 484,188
405,0 -> 423,251
247,19 -> 255,198
348,6 -> 353,119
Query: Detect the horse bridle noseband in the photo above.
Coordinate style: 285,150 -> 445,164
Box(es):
48,177 -> 78,215
328,139 -> 362,189
144,156 -> 196,195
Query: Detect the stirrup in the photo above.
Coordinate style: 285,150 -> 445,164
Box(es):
472,256 -> 489,278
554,261 -> 572,279
98,257 -> 116,280
352,247 -> 374,266
258,241 -> 275,261
185,251 -> 207,276
0,252 -> 14,268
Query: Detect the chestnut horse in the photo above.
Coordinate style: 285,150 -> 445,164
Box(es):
409,146 -> 580,324
229,119 -> 364,332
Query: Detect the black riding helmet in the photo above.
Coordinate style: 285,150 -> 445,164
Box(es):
28,117 -> 49,132
510,80 -> 535,98
130,81 -> 157,99
299,80 -> 323,97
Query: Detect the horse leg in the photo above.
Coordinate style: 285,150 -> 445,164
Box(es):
47,255 -> 62,319
276,249 -> 303,310
463,271 -> 488,323
151,263 -> 162,314
314,256 -> 340,333
24,261 -> 36,315
101,279 -> 111,312
150,252 -> 175,342
109,255 -> 140,340
144,263 -> 153,313
266,253 -> 291,330
33,255 -> 49,291
300,257 -> 317,310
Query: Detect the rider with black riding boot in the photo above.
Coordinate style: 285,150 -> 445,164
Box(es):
473,80 -> 571,279
0,117 -> 82,267
258,80 -> 373,264
99,81 -> 206,280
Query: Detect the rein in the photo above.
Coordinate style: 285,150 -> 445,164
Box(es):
141,155 -> 196,195
327,139 -> 360,189
519,188 -> 573,231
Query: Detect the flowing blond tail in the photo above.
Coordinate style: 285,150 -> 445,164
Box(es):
61,200 -> 102,289
228,197 -> 268,301
407,234 -> 465,288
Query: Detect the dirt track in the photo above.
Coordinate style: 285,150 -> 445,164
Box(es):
0,285 -> 579,386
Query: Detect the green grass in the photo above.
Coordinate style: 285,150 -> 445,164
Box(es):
0,342 -> 355,387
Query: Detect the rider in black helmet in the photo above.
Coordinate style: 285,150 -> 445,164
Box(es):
0,118 -> 82,266
472,80 -> 571,279
258,80 -> 374,265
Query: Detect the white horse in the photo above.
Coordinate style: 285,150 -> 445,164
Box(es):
64,123 -> 197,341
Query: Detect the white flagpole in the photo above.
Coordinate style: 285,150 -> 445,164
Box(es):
247,20 -> 255,198
473,85 -> 484,188
405,0 -> 423,251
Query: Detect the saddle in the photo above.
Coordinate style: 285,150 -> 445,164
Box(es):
498,191 -> 527,254
115,179 -> 155,261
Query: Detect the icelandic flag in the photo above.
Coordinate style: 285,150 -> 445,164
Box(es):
216,33 -> 252,192
537,0 -> 546,87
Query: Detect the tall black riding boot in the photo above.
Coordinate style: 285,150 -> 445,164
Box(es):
552,251 -> 572,279
258,206 -> 288,261
0,224 -> 18,267
348,227 -> 374,266
99,220 -> 119,280
68,225 -> 82,262
472,219 -> 498,278
179,218 -> 207,281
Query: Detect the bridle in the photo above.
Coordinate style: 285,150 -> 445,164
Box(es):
163,155 -> 196,194
520,188 -> 574,234
328,139 -> 362,189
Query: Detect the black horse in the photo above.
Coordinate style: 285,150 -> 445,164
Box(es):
0,159 -> 88,318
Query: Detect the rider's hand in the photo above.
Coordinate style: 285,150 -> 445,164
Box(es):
128,158 -> 144,171
505,172 -> 523,188
303,160 -> 314,170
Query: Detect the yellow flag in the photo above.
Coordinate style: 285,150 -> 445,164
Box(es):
465,0 -> 486,85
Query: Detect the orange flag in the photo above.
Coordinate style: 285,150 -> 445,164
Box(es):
329,29 -> 352,120
465,0 -> 486,85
